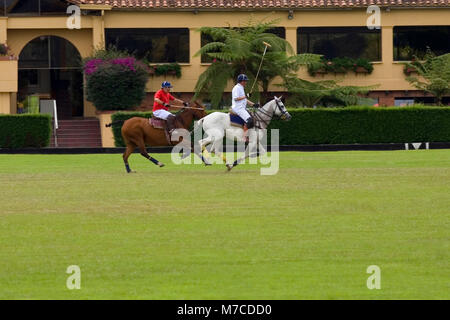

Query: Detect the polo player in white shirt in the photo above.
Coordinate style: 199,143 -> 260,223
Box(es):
231,74 -> 260,135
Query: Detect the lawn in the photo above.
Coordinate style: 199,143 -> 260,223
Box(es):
0,151 -> 448,299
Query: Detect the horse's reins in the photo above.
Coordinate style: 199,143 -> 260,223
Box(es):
172,105 -> 205,111
250,99 -> 286,129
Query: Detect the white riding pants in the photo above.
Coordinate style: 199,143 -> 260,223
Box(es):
153,109 -> 173,120
231,105 -> 251,122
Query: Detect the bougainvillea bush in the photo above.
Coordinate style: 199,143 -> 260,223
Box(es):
84,56 -> 149,111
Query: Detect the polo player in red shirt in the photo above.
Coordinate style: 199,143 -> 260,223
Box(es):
153,81 -> 189,135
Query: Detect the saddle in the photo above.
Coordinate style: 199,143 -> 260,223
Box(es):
150,117 -> 165,129
149,117 -> 172,145
229,109 -> 246,128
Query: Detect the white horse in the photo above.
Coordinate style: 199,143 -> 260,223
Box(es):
195,97 -> 291,171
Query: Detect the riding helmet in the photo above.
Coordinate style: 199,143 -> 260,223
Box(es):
237,74 -> 249,82
162,81 -> 173,88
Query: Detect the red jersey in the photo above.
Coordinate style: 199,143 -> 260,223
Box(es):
153,89 -> 175,112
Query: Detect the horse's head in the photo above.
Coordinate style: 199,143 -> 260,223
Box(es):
272,96 -> 291,121
191,101 -> 208,120
180,101 -> 208,120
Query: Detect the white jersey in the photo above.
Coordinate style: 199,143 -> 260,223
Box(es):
231,83 -> 247,110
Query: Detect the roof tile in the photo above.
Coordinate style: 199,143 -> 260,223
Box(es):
68,0 -> 450,8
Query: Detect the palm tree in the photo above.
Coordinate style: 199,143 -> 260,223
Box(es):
404,50 -> 450,106
193,18 -> 320,108
281,77 -> 377,108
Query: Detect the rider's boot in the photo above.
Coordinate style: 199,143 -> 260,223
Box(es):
244,117 -> 254,142
166,114 -> 177,136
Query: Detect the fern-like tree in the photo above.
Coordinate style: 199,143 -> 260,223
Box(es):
194,18 -> 320,108
281,77 -> 377,108
404,50 -> 450,106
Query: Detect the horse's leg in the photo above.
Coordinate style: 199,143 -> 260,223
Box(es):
226,131 -> 258,172
198,136 -> 213,166
123,143 -> 136,173
210,135 -> 227,165
138,143 -> 165,168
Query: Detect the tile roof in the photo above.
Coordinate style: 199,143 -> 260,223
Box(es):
68,0 -> 450,9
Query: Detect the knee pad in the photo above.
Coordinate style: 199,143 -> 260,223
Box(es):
246,117 -> 254,129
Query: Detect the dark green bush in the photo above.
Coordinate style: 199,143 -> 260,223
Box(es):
0,114 -> 52,148
109,107 -> 450,147
84,56 -> 149,111
111,112 -> 153,147
268,106 -> 450,145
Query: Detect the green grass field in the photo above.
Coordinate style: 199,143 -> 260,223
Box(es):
0,151 -> 449,300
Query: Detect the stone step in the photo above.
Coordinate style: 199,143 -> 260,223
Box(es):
49,119 -> 102,148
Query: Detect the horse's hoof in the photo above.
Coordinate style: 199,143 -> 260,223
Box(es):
158,162 -> 165,168
226,164 -> 233,171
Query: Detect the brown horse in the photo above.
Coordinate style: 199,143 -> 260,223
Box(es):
108,102 -> 207,173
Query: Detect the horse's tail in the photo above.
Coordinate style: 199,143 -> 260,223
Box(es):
105,120 -> 125,128
194,117 -> 205,132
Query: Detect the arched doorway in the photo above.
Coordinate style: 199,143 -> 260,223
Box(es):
18,35 -> 83,119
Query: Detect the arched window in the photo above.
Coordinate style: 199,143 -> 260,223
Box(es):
18,36 -> 83,119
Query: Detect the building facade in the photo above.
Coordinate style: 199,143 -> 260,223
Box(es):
0,1 -> 449,142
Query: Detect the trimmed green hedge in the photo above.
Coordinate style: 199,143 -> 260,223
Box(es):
268,106 -> 450,144
0,114 -> 52,148
111,112 -> 153,147
110,107 -> 450,147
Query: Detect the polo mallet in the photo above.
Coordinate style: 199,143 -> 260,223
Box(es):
248,41 -> 272,98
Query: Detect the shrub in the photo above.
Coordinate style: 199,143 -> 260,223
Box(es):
109,106 -> 450,146
110,112 -> 153,147
268,106 -> 450,145
84,53 -> 150,111
0,114 -> 52,148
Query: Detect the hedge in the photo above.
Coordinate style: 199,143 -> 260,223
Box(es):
0,114 -> 52,148
110,106 -> 450,147
268,106 -> 450,145
111,112 -> 153,147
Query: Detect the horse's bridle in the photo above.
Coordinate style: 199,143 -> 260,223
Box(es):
274,99 -> 289,120
251,99 -> 288,129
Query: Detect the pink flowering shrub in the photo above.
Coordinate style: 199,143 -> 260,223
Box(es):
84,55 -> 149,111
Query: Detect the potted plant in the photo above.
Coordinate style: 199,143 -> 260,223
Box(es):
330,57 -> 353,74
353,58 -> 374,74
0,43 -> 14,60
308,58 -> 329,76
154,63 -> 182,78
147,65 -> 156,75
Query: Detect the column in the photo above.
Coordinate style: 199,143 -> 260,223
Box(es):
285,27 -> 297,55
189,28 -> 201,66
92,15 -> 105,51
0,17 -> 7,43
381,26 -> 394,64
